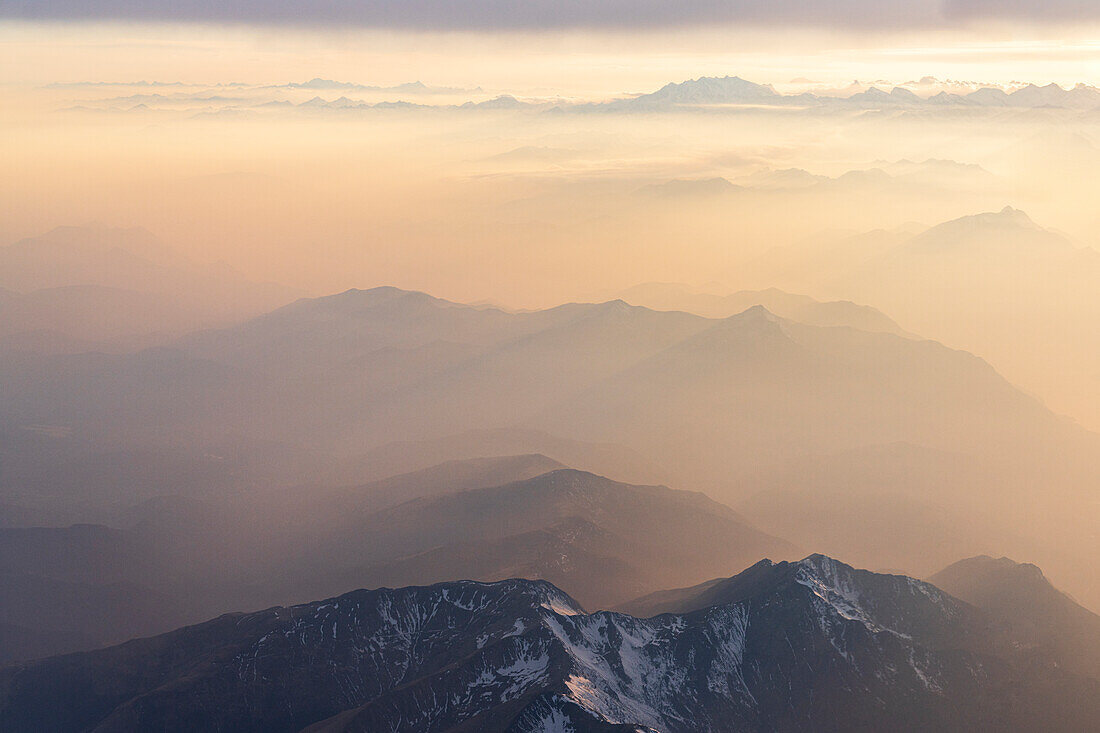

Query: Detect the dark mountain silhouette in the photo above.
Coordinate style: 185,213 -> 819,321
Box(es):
0,461 -> 793,659
329,453 -> 567,515
0,525 -> 196,663
345,428 -> 669,487
931,556 -> 1100,679
294,469 -> 798,610
3,557 -> 1097,732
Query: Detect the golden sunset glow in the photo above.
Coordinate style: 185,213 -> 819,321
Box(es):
1,5 -> 1098,729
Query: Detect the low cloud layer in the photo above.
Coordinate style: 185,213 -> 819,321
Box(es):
944,0 -> 1100,22
3,0 -> 1095,31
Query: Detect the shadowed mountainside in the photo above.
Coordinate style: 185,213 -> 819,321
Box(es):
3,556 -> 1097,733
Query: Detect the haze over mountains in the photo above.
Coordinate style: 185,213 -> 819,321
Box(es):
609,283 -> 910,335
603,76 -> 1100,112
301,469 -> 798,610
762,206 -> 1100,431
38,75 -> 1100,118
1,251 -> 1097,617
0,226 -> 297,350
4,20 -> 1100,725
8,279 -> 1079,470
584,205 -> 1100,433
0,456 -> 795,662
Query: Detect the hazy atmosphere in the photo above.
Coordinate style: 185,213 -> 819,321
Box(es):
1,2 -> 1099,731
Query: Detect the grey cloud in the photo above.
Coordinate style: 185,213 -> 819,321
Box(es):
0,0 -> 939,30
1,0 -> 1093,30
943,0 -> 1100,22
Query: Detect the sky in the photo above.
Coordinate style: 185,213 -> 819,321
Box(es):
3,0 -> 1100,30
3,2 -> 1100,92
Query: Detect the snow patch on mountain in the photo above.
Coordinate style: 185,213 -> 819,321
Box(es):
14,557 -> 1085,732
796,555 -> 890,633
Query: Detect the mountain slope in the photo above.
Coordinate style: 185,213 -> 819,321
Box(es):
930,556 -> 1100,679
2,285 -> 1097,606
332,453 -> 567,515
825,206 -> 1100,431
615,283 -> 910,335
0,459 -> 695,661
298,469 -> 798,610
538,305 -> 1077,489
170,289 -> 710,448
5,285 -> 1081,463
0,525 -> 196,663
346,428 -> 669,487
4,558 -> 1098,732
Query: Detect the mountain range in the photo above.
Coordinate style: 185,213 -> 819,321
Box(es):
7,283 -> 1081,470
610,283 -> 909,335
292,468 -> 798,611
637,159 -> 999,203
805,206 -> 1100,433
0,462 -> 796,662
1,223 -> 1097,728
2,556 -> 1096,732
2,273 -> 1097,609
52,76 -> 1100,120
598,76 -> 1100,112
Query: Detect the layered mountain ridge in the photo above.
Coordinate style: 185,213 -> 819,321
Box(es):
3,274 -> 1098,611
0,463 -> 797,662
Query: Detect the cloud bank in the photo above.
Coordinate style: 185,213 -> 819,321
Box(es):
3,0 -> 1096,31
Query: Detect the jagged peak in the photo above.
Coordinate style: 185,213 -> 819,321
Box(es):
797,552 -> 848,571
306,575 -> 587,618
996,204 -> 1036,223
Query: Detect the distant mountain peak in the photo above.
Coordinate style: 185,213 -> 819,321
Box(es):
311,285 -> 452,309
930,555 -> 1100,679
728,303 -> 782,325
934,554 -> 1051,589
996,204 -> 1037,224
918,206 -> 1046,240
738,303 -> 777,317
626,75 -> 779,107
